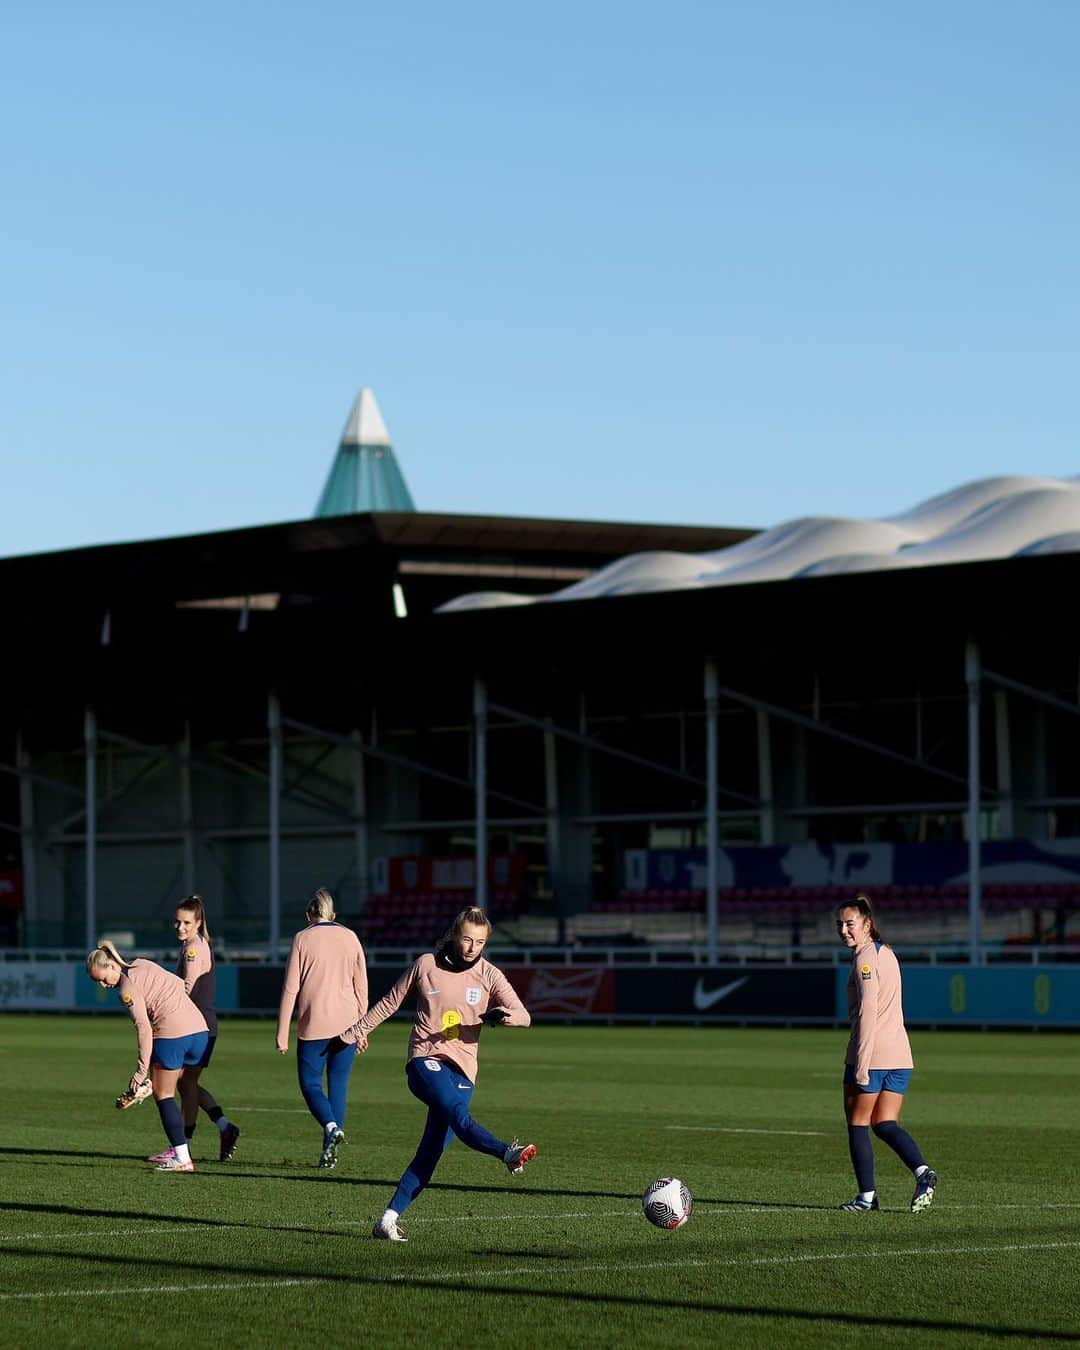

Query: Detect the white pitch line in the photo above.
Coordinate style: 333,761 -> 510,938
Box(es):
340,1211 -> 640,1226
0,1279 -> 327,1303
0,1226 -> 227,1244
449,1239 -> 1080,1285
5,1201 -> 1080,1247
229,1107 -> 311,1114
665,1126 -> 828,1136
3,1239 -> 1079,1302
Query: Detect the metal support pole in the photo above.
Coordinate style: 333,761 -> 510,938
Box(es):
756,707 -> 775,845
351,729 -> 369,911
17,731 -> 38,945
474,676 -> 488,910
993,690 -> 1014,839
268,692 -> 282,955
704,659 -> 719,963
180,722 -> 196,894
965,640 -> 982,964
84,706 -> 97,949
543,721 -> 560,906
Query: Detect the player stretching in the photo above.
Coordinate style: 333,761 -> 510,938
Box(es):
149,896 -> 240,1166
86,939 -> 208,1172
837,893 -> 938,1213
341,906 -> 536,1243
277,888 -> 369,1168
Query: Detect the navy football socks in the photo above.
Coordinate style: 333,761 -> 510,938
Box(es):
847,1124 -> 875,1193
873,1119 -> 926,1172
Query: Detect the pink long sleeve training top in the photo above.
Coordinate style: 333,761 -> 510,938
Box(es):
176,932 -> 217,1036
845,939 -> 914,1083
277,921 -> 369,1043
118,959 -> 209,1079
345,951 -> 530,1083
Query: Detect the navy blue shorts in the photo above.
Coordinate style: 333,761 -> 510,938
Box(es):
195,1034 -> 216,1069
844,1065 -> 912,1095
151,1031 -> 210,1070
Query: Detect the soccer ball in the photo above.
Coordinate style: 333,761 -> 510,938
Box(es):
642,1176 -> 693,1229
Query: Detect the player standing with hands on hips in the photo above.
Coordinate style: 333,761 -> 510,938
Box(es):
339,906 -> 536,1243
837,893 -> 938,1213
277,888 -> 368,1168
86,938 -> 208,1172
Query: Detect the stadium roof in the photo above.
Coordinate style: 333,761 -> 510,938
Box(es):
0,509 -> 757,620
439,475 -> 1080,610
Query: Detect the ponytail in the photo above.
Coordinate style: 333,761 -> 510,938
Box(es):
86,938 -> 132,978
306,888 -> 336,922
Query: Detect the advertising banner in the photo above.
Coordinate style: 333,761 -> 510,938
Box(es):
626,838 -> 1080,893
380,853 -> 525,897
239,962 -> 832,1020
614,966 -> 836,1021
848,965 -> 1080,1028
9,958 -> 1076,1025
0,962 -> 75,1010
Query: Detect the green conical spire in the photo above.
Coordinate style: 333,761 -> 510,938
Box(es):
315,389 -> 416,516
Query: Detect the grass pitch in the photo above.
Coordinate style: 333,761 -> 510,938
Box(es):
1,1016 -> 1077,1348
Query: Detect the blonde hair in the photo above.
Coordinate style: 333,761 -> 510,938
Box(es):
176,894 -> 210,941
85,938 -> 131,978
439,906 -> 492,950
306,888 -> 336,921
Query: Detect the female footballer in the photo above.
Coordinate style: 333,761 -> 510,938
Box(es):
341,906 -> 536,1243
837,893 -> 938,1213
276,888 -> 369,1168
85,938 -> 208,1172
148,895 -> 239,1165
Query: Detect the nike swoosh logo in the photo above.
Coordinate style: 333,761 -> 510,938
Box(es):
692,976 -> 749,1011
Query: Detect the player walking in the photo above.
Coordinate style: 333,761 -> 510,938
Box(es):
341,906 -> 536,1243
837,894 -> 938,1213
276,888 -> 368,1168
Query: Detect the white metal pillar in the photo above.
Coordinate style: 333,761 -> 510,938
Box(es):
474,676 -> 488,910
84,706 -> 98,949
351,729 -> 369,910
704,659 -> 719,962
181,722 -> 196,894
16,731 -> 38,945
965,640 -> 982,964
268,692 -> 282,954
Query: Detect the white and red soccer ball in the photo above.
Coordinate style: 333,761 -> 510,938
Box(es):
642,1176 -> 693,1229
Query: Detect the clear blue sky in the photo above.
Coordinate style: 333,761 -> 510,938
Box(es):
1,1 -> 1077,558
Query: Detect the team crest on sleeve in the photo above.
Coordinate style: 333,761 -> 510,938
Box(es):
860,964 -> 873,981
465,986 -> 482,1006
121,993 -> 133,1004
185,948 -> 197,961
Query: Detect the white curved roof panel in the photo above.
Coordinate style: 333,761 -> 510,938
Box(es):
436,474 -> 1080,613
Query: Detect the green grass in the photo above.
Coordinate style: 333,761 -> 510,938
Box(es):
1,1017 -> 1077,1348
